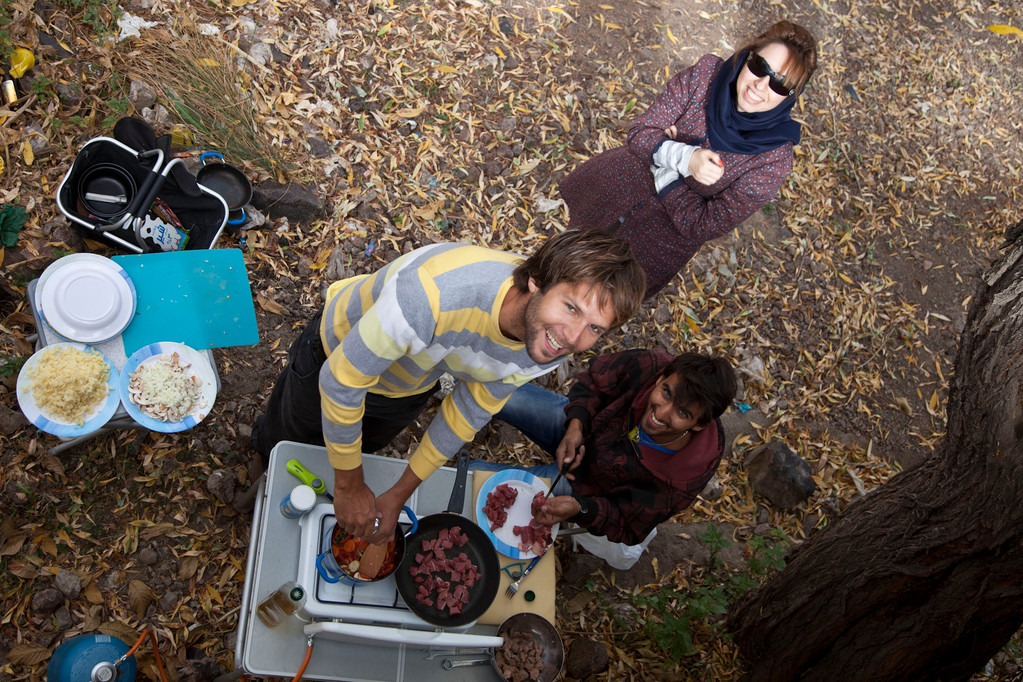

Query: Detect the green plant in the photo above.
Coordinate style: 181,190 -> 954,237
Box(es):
628,529 -> 791,664
0,354 -> 26,378
30,75 -> 55,103
101,96 -> 130,129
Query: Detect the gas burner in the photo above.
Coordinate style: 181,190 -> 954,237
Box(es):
297,504 -> 470,630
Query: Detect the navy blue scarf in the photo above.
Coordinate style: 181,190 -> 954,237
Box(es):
705,49 -> 802,155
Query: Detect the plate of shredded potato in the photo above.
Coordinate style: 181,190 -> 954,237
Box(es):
119,342 -> 217,433
16,343 -> 120,437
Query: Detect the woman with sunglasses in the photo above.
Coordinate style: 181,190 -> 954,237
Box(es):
560,21 -> 818,299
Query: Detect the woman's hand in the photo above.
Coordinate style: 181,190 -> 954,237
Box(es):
688,149 -> 724,185
533,495 -> 580,526
664,125 -> 679,139
555,419 -> 585,480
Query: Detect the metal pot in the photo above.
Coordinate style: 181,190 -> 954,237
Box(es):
77,163 -> 137,219
394,449 -> 501,628
442,612 -> 564,682
196,152 -> 252,210
315,506 -> 418,585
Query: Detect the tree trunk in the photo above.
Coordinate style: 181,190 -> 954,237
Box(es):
727,224 -> 1023,682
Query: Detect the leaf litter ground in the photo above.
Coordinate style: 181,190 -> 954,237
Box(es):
1,0 -> 1021,679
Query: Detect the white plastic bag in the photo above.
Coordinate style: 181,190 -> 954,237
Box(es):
572,527 -> 657,570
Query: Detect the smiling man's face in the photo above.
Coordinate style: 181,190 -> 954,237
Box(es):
520,279 -> 616,364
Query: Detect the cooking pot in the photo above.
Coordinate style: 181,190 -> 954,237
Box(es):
442,612 -> 564,682
196,152 -> 252,210
394,450 -> 501,628
316,506 -> 418,585
77,164 -> 137,219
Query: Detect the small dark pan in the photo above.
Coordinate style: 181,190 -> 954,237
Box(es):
442,613 -> 564,682
395,450 -> 500,628
196,151 -> 252,210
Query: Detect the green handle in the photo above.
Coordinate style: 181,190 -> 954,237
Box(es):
286,459 -> 326,495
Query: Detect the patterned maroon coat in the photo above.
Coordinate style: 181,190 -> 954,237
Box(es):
566,349 -> 724,545
560,54 -> 794,298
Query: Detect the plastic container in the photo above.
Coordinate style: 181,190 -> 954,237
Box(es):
256,581 -> 306,628
279,484 -> 315,519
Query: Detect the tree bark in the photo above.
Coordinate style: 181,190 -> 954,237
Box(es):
727,224 -> 1023,682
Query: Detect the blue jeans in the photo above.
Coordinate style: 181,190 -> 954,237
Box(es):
469,383 -> 573,497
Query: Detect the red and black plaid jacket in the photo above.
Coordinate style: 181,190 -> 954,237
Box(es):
566,349 -> 725,545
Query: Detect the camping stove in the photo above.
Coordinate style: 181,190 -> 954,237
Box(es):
296,503 -> 444,628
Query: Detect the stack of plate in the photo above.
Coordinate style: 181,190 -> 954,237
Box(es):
36,254 -> 137,344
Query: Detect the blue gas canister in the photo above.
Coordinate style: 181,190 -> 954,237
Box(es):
47,634 -> 137,682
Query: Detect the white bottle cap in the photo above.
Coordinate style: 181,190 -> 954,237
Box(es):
291,484 -> 316,511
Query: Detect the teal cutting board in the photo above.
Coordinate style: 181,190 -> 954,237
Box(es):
112,249 -> 259,355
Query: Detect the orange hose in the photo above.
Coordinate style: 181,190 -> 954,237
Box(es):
123,627 -> 169,682
291,639 -> 315,681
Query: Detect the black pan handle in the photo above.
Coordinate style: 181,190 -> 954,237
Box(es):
123,149 -> 164,218
446,448 -> 471,513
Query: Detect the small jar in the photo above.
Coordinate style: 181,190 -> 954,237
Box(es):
280,484 -> 316,519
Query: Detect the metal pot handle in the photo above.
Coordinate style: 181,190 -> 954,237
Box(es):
442,657 -> 491,669
315,551 -> 342,584
400,505 -> 418,536
200,151 -> 225,165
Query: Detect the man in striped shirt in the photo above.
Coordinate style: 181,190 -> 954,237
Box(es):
252,230 -> 646,542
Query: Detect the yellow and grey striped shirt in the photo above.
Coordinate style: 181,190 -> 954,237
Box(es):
320,243 -> 564,480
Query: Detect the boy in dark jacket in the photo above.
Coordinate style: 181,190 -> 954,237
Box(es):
490,349 -> 737,545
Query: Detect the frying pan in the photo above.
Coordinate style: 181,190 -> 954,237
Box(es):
442,612 -> 564,682
196,152 -> 252,210
395,449 -> 500,628
77,163 -> 137,219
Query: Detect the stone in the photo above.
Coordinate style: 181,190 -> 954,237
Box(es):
248,42 -> 273,67
141,104 -> 171,130
746,442 -> 817,509
718,408 -> 765,458
55,570 -> 82,600
206,469 -> 238,504
31,588 -> 64,614
177,656 -> 222,682
56,80 -> 83,107
0,407 -> 29,436
55,606 -> 73,629
251,181 -> 326,225
128,80 -> 157,110
562,553 -> 603,584
699,474 -> 723,502
138,547 -> 159,565
160,591 -> 180,611
307,136 -> 332,158
565,637 -> 609,678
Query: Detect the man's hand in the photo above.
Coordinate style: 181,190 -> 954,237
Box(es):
365,465 -> 426,545
555,419 -> 585,480
333,467 -> 381,541
533,495 -> 581,526
688,149 -> 724,185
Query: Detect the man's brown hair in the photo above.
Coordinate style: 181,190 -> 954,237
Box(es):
512,229 -> 646,326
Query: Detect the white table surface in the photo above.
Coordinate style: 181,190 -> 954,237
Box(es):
235,442 -> 506,682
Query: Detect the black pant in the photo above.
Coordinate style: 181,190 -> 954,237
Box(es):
251,308 -> 438,465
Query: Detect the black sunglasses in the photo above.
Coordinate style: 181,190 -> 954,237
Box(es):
746,52 -> 795,97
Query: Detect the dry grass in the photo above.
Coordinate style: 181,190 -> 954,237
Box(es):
125,22 -> 292,178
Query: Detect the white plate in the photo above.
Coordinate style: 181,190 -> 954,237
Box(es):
37,254 -> 136,343
475,469 -> 559,559
119,342 -> 217,433
16,342 -> 120,438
